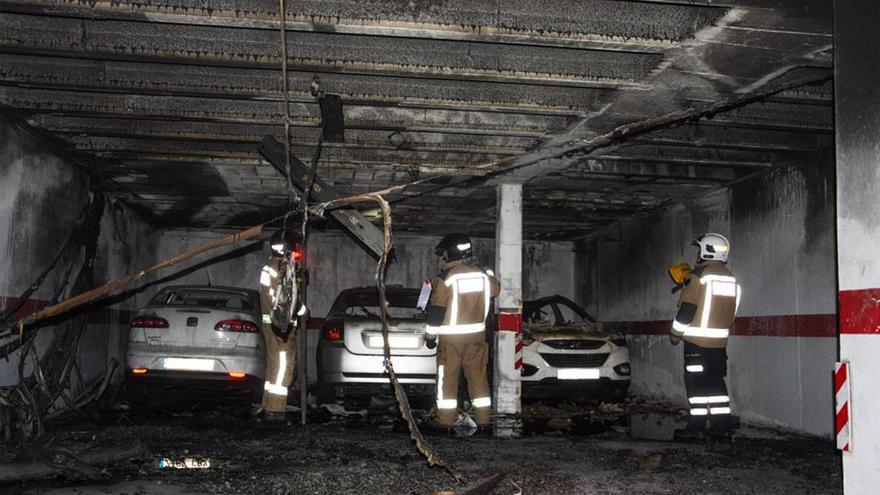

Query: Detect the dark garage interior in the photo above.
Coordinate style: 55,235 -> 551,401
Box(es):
0,0 -> 877,494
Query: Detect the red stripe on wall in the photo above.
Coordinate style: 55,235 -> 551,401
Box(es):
620,313 -> 837,338
0,296 -> 51,321
839,288 -> 880,334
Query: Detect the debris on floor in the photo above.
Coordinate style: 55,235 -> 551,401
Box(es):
0,400 -> 841,495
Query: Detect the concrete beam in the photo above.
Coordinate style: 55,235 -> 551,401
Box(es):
1,86 -> 567,138
31,115 -> 539,156
634,124 -> 826,152
0,54 -> 609,116
593,143 -> 778,168
0,11 -> 661,89
559,158 -> 743,182
0,0 -> 726,49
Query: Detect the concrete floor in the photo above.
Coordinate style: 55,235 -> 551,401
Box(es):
2,403 -> 841,495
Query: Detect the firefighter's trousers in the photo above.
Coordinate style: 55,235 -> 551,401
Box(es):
684,341 -> 731,434
260,323 -> 297,414
436,338 -> 492,427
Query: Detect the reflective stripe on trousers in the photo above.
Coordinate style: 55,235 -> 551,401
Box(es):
264,350 -> 288,397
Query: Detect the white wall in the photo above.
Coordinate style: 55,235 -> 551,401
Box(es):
0,117 -> 157,388
580,154 -> 837,436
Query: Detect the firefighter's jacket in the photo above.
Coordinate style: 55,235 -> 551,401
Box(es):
673,261 -> 741,348
425,261 -> 501,344
259,256 -> 299,335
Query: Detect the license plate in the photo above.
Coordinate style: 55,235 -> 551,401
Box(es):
163,358 -> 215,371
557,368 -> 600,380
368,334 -> 421,349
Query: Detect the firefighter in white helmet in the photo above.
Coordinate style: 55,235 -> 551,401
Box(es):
257,229 -> 306,422
671,233 -> 741,442
424,233 -> 500,433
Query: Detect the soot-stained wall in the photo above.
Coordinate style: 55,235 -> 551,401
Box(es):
0,117 -> 157,388
580,153 -> 836,436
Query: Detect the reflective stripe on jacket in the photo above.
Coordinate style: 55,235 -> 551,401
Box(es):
426,262 -> 500,342
673,261 -> 740,348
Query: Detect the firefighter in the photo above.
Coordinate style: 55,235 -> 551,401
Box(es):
671,233 -> 741,442
424,233 -> 500,433
257,230 -> 305,422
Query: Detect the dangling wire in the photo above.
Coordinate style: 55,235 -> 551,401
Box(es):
278,0 -> 296,212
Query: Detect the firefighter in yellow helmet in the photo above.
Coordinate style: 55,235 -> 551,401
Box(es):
257,230 -> 306,422
424,233 -> 500,433
671,233 -> 741,442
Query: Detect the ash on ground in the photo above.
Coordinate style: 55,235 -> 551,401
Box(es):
2,398 -> 841,495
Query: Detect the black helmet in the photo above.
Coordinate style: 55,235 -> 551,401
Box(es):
435,233 -> 473,261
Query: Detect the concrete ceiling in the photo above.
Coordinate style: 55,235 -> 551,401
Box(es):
0,0 -> 833,240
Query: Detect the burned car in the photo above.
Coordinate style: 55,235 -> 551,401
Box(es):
520,295 -> 630,399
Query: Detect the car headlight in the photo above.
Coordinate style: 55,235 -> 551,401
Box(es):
611,335 -> 627,347
521,335 -> 535,346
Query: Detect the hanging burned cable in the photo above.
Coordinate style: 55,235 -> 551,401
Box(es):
313,192 -> 461,481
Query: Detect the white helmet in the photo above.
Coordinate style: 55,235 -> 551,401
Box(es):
694,233 -> 730,262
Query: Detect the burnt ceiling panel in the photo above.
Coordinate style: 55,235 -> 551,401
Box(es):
0,0 -> 833,240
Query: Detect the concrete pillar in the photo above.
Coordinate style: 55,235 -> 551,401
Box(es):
835,1 -> 880,492
494,183 -> 522,437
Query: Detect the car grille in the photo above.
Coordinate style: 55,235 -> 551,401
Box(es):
541,339 -> 606,350
540,352 -> 609,368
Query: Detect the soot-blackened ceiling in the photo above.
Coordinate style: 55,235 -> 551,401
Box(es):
0,0 -> 833,240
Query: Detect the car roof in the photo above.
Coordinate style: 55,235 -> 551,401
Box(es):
523,295 -> 595,321
336,286 -> 418,295
153,285 -> 259,297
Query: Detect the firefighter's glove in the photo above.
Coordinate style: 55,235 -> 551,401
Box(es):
668,262 -> 692,286
425,338 -> 437,350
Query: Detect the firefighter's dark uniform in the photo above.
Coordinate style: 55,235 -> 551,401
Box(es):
425,261 -> 500,428
258,255 -> 298,414
673,260 -> 740,433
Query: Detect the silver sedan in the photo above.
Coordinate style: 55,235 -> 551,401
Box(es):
316,287 -> 436,405
126,285 -> 265,404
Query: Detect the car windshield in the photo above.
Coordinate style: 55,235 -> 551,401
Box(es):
151,288 -> 253,311
524,298 -> 598,332
334,290 -> 423,319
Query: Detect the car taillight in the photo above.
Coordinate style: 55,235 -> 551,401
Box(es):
229,371 -> 247,379
215,320 -> 259,333
292,249 -> 303,262
131,368 -> 148,374
322,319 -> 344,341
131,317 -> 169,328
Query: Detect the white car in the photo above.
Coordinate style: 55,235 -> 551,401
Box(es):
126,285 -> 266,404
521,295 -> 630,400
316,287 -> 436,406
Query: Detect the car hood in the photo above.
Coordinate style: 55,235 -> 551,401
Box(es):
525,321 -> 610,341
